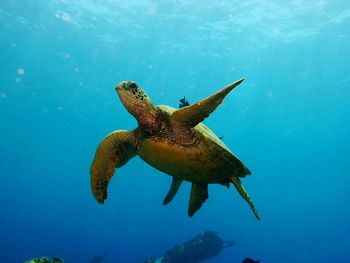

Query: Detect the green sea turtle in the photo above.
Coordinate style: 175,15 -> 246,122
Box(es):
90,79 -> 259,219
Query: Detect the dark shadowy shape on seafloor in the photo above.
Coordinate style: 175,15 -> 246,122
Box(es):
24,256 -> 64,263
144,230 -> 234,263
90,251 -> 108,263
242,258 -> 260,263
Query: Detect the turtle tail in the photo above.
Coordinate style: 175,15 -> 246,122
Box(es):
230,176 -> 260,220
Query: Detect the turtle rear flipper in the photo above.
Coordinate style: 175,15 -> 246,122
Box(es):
163,177 -> 183,205
188,183 -> 209,217
171,79 -> 244,127
230,176 -> 260,220
90,130 -> 138,204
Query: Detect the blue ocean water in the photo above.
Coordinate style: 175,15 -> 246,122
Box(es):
1,1 -> 349,262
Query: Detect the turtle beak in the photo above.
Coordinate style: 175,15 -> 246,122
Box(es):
116,81 -> 127,92
115,81 -> 139,106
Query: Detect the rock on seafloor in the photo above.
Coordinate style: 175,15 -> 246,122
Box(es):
24,256 -> 64,263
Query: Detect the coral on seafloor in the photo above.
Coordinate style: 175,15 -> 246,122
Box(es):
24,256 -> 64,263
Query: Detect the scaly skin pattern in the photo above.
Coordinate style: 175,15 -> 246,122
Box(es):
137,105 -> 247,185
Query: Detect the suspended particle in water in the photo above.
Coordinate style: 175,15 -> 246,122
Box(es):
74,67 -> 79,72
58,106 -> 63,111
267,90 -> 273,100
1,92 -> 7,98
240,106 -> 250,114
17,68 -> 25,75
62,53 -> 71,59
61,12 -> 71,22
15,78 -> 21,83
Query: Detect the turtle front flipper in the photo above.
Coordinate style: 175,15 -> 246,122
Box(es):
230,176 -> 260,220
188,183 -> 209,217
171,78 -> 244,127
163,177 -> 183,205
90,130 -> 138,204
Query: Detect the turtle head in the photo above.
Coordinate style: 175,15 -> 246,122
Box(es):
116,81 -> 159,131
116,81 -> 153,112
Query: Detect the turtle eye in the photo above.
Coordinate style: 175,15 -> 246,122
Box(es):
127,81 -> 137,89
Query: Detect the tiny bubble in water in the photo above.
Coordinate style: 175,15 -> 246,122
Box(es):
63,53 -> 71,59
17,68 -> 25,75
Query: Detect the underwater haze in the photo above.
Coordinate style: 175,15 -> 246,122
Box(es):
1,0 -> 349,262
